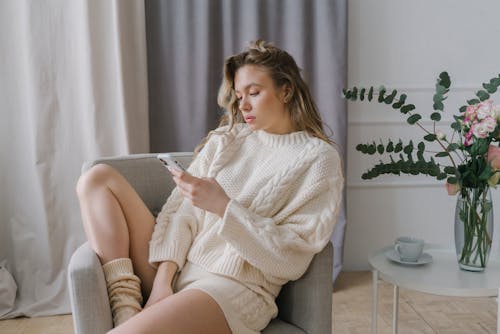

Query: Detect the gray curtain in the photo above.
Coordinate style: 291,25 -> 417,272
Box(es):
145,0 -> 347,280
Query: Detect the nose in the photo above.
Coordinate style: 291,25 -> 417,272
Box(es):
239,96 -> 251,111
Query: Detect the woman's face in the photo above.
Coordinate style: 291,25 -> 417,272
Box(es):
234,65 -> 294,134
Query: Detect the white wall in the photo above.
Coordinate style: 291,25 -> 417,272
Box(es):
345,0 -> 500,270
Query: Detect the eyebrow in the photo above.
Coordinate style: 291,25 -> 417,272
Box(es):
234,82 -> 263,94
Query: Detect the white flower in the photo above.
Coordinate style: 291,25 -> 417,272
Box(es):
477,100 -> 494,120
436,130 -> 446,140
494,104 -> 500,121
472,122 -> 489,138
482,116 -> 497,133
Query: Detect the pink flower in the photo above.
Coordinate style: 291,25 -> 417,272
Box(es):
464,129 -> 474,146
488,145 -> 500,170
446,182 -> 460,195
463,105 -> 476,126
465,105 -> 476,116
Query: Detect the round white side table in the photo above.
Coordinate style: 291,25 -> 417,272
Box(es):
369,244 -> 500,334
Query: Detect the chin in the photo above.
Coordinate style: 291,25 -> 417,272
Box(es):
246,123 -> 260,131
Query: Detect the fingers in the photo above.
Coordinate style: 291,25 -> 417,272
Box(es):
167,166 -> 193,181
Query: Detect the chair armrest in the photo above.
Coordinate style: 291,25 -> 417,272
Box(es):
68,243 -> 113,334
274,242 -> 333,334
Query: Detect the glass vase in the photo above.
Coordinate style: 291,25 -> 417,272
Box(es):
454,187 -> 494,272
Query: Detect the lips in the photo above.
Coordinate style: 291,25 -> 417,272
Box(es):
244,116 -> 256,123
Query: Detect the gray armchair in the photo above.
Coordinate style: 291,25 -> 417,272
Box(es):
68,153 -> 334,334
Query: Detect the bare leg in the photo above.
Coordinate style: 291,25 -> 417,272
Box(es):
108,289 -> 232,334
76,163 -> 157,297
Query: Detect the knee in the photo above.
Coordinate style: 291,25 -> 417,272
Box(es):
76,163 -> 117,198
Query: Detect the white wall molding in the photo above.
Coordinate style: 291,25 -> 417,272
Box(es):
345,0 -> 500,271
348,120 -> 453,126
347,180 -> 444,189
347,85 -> 485,93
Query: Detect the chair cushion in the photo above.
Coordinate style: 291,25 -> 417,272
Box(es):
262,318 -> 306,333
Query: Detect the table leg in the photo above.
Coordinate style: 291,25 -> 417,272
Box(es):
393,285 -> 399,334
372,270 -> 378,334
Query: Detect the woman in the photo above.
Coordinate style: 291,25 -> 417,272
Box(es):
76,40 -> 344,334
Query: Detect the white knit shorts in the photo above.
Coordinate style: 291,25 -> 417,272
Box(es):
173,261 -> 278,333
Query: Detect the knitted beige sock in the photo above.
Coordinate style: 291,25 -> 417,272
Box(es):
102,258 -> 143,327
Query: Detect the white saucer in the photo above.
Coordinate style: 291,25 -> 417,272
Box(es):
384,249 -> 433,265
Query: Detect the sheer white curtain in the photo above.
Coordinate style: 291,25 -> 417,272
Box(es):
0,0 -> 149,318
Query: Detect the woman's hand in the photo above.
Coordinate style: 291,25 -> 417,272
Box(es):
168,167 -> 230,218
144,261 -> 177,308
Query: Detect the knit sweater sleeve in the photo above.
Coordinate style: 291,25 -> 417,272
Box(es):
148,144 -> 214,270
217,148 -> 344,282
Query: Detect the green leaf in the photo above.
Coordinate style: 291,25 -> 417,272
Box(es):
424,134 -> 436,141
479,165 -> 492,180
433,101 -> 444,111
386,141 -> 394,152
447,143 -> 459,151
378,87 -> 386,103
407,113 -> 422,125
359,88 -> 366,101
435,152 -> 449,157
394,141 -> 403,153
400,104 -> 416,114
448,176 -> 457,184
437,173 -> 447,180
476,90 -> 490,101
431,112 -> 442,121
351,87 -> 358,101
403,140 -> 414,155
439,71 -> 451,88
367,87 -> 374,101
391,94 -> 406,109
444,166 -> 456,174
384,89 -> 397,104
433,93 -> 443,103
483,83 -> 497,94
451,122 -> 461,131
343,89 -> 351,99
435,85 -> 446,95
377,144 -> 384,154
459,105 -> 467,113
467,99 -> 480,105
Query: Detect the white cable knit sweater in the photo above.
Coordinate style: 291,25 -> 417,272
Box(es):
149,123 -> 344,299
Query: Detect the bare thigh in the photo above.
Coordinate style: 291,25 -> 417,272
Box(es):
77,164 -> 158,295
108,289 -> 232,334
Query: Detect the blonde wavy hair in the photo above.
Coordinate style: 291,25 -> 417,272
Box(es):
196,40 -> 333,152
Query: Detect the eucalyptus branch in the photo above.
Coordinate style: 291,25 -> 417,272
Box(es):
342,71 -> 500,186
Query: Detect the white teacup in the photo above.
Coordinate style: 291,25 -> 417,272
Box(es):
394,236 -> 424,262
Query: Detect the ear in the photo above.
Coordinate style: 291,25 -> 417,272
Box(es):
281,84 -> 292,103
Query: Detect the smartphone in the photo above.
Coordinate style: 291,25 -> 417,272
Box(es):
157,153 -> 187,172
